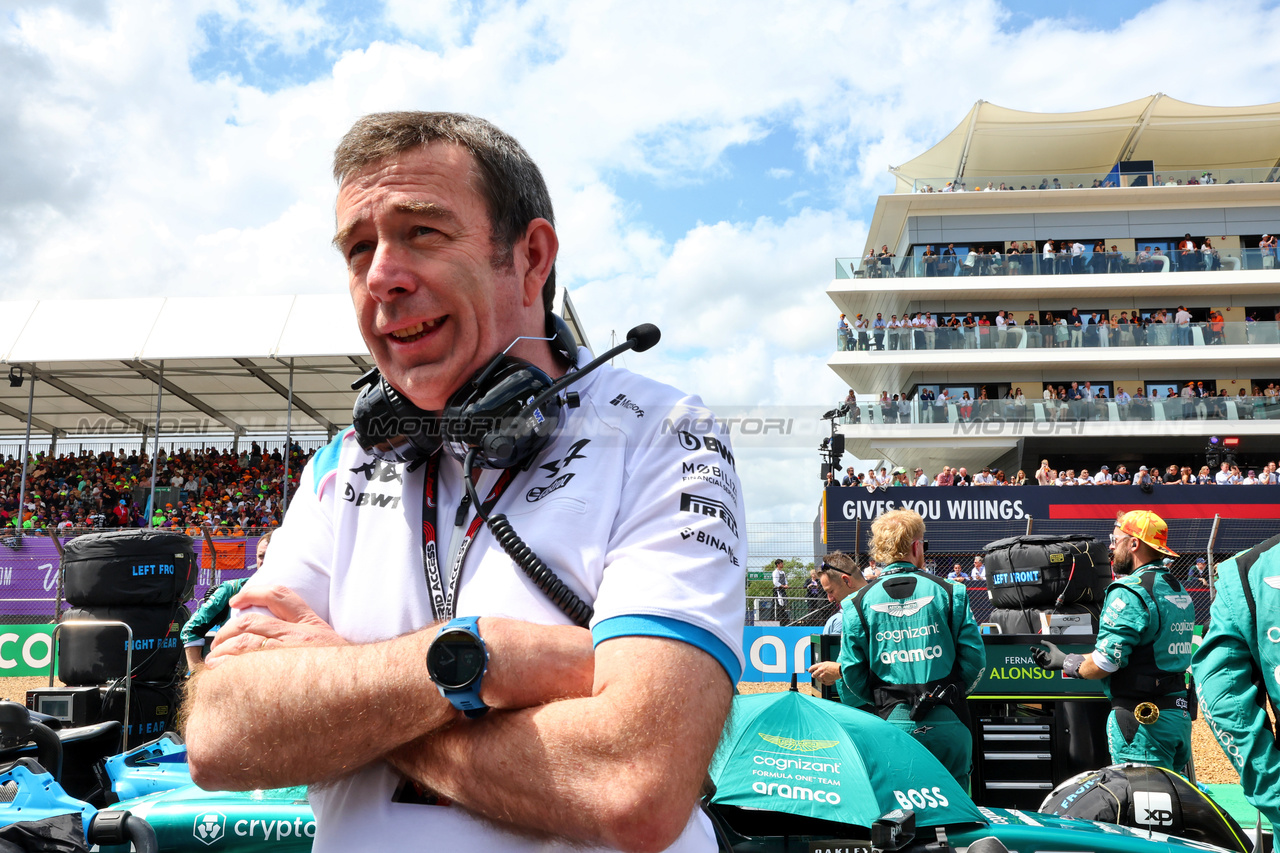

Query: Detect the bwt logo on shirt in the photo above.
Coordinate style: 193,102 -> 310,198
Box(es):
672,430 -> 737,469
342,483 -> 402,509
680,493 -> 738,537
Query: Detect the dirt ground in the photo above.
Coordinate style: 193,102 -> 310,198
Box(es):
0,676 -> 58,703
0,676 -> 1239,786
737,680 -> 1240,785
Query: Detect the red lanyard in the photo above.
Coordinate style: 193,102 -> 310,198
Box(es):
420,453 -> 515,621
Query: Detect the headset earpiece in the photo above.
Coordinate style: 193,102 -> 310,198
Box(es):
350,372 -> 442,464
351,314 -> 577,469
441,356 -> 560,470
548,312 -> 578,367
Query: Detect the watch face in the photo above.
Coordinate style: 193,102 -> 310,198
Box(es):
427,630 -> 485,690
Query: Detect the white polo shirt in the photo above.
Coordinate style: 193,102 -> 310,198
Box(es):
249,350 -> 746,853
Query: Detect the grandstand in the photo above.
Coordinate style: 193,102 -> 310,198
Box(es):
828,95 -> 1280,477
0,292 -> 591,535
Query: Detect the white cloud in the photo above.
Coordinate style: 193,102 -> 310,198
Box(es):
200,0 -> 331,56
4,0 -> 1280,521
381,0 -> 473,49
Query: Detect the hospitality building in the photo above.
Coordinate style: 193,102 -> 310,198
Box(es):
826,95 -> 1280,477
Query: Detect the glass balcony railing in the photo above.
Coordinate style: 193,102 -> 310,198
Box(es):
834,320 -> 1280,352
909,167 -> 1277,193
837,393 -> 1280,427
836,247 -> 1279,279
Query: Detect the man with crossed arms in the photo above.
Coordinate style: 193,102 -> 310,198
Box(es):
184,112 -> 745,853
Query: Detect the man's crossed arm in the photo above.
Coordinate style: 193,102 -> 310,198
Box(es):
182,586 -> 731,853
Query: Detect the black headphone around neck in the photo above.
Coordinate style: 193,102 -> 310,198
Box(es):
351,312 -> 579,470
350,314 -> 660,628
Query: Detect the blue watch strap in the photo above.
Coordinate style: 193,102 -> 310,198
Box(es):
432,616 -> 488,718
448,615 -> 481,634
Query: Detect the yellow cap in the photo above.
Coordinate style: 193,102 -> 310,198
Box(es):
1116,510 -> 1178,557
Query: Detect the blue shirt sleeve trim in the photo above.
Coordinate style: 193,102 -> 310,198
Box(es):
592,615 -> 741,683
311,428 -> 351,495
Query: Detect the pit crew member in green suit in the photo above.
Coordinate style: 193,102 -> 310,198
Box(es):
838,509 -> 986,788
806,551 -> 868,710
182,531 -> 271,671
1034,510 -> 1194,769
1192,532 -> 1280,830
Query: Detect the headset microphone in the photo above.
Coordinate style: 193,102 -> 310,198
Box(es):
627,323 -> 661,352
352,316 -> 663,471
350,316 -> 662,627
522,323 -> 661,417
454,322 -> 662,627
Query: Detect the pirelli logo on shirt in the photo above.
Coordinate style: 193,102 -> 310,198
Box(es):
680,492 -> 738,538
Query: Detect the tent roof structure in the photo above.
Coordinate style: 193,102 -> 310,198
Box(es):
890,94 -> 1280,192
0,291 -> 590,440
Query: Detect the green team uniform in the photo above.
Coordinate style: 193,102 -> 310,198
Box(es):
1191,533 -> 1280,829
824,602 -> 871,713
1092,564 -> 1195,768
838,562 -> 985,788
180,577 -> 249,648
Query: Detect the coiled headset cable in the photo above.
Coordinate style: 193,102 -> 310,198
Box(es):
462,448 -> 593,628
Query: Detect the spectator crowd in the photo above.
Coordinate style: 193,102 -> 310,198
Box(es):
856,231 -> 1279,279
0,442 -> 317,535
827,459 -> 1280,490
837,306 -> 1279,352
833,380 -> 1280,427
915,171 -> 1250,193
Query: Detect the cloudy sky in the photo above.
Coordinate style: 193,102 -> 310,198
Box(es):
3,0 -> 1280,524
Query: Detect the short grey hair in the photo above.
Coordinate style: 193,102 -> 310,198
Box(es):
333,111 -> 556,312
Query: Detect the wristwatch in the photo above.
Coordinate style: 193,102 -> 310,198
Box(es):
426,616 -> 489,718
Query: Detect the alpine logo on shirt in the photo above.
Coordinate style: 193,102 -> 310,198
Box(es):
344,459 -> 405,509
525,438 -> 589,500
539,438 -> 590,477
870,595 -> 934,618
350,460 -> 403,484
680,492 -> 739,538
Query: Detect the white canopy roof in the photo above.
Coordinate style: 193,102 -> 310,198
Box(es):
891,94 -> 1280,192
0,292 -> 589,439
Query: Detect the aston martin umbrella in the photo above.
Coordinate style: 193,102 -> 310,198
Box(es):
709,687 -> 986,830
